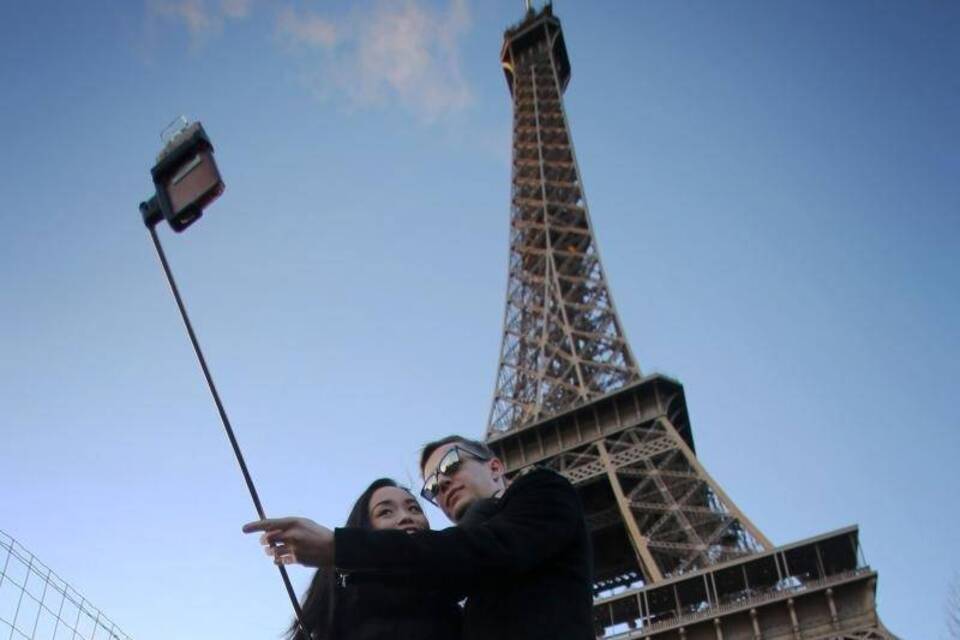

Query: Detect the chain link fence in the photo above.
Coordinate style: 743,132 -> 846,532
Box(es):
0,530 -> 133,640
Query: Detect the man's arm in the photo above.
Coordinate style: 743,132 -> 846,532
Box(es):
335,470 -> 582,589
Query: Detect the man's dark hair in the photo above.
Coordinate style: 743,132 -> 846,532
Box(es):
420,434 -> 498,473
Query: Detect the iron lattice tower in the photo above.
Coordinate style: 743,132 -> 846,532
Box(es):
489,2 -> 768,581
485,5 -> 896,639
487,9 -> 640,434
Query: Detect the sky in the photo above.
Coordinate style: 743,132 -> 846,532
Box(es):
1,1 -> 957,638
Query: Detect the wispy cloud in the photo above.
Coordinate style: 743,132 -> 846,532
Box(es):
277,0 -> 473,123
149,0 -> 252,40
276,7 -> 337,50
147,0 -> 473,123
220,0 -> 252,19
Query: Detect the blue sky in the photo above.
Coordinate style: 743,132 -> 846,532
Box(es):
1,1 -> 957,638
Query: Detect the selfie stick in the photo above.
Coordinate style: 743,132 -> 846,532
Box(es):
139,119 -> 309,638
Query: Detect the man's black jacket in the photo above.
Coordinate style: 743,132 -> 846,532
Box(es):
334,468 -> 594,640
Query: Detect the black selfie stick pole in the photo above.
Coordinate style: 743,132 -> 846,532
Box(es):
141,198 -> 309,637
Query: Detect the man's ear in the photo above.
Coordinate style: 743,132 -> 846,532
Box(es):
488,457 -> 505,480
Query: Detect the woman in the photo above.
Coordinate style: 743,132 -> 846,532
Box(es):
285,478 -> 461,640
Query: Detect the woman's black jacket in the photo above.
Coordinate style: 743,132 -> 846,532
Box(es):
329,580 -> 460,640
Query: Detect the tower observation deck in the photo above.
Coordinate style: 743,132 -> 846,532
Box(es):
484,5 -> 896,638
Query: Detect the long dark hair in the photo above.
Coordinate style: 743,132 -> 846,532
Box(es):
286,478 -> 409,640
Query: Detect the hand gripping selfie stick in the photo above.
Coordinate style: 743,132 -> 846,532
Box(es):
139,118 -> 309,637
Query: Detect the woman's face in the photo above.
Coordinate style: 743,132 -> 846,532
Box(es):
368,486 -> 429,533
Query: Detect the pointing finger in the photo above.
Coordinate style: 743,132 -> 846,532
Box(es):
242,517 -> 295,534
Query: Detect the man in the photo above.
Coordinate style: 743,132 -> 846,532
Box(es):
244,435 -> 594,640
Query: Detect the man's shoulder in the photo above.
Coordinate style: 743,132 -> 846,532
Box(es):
507,466 -> 575,494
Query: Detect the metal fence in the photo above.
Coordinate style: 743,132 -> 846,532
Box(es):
0,530 -> 132,640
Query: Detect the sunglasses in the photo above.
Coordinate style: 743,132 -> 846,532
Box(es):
420,446 -> 490,506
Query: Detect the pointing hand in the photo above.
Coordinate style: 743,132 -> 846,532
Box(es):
242,517 -> 334,568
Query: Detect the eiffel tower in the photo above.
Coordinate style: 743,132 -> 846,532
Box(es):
484,5 -> 896,639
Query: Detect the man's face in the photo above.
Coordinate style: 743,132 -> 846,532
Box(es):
422,443 -> 503,523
